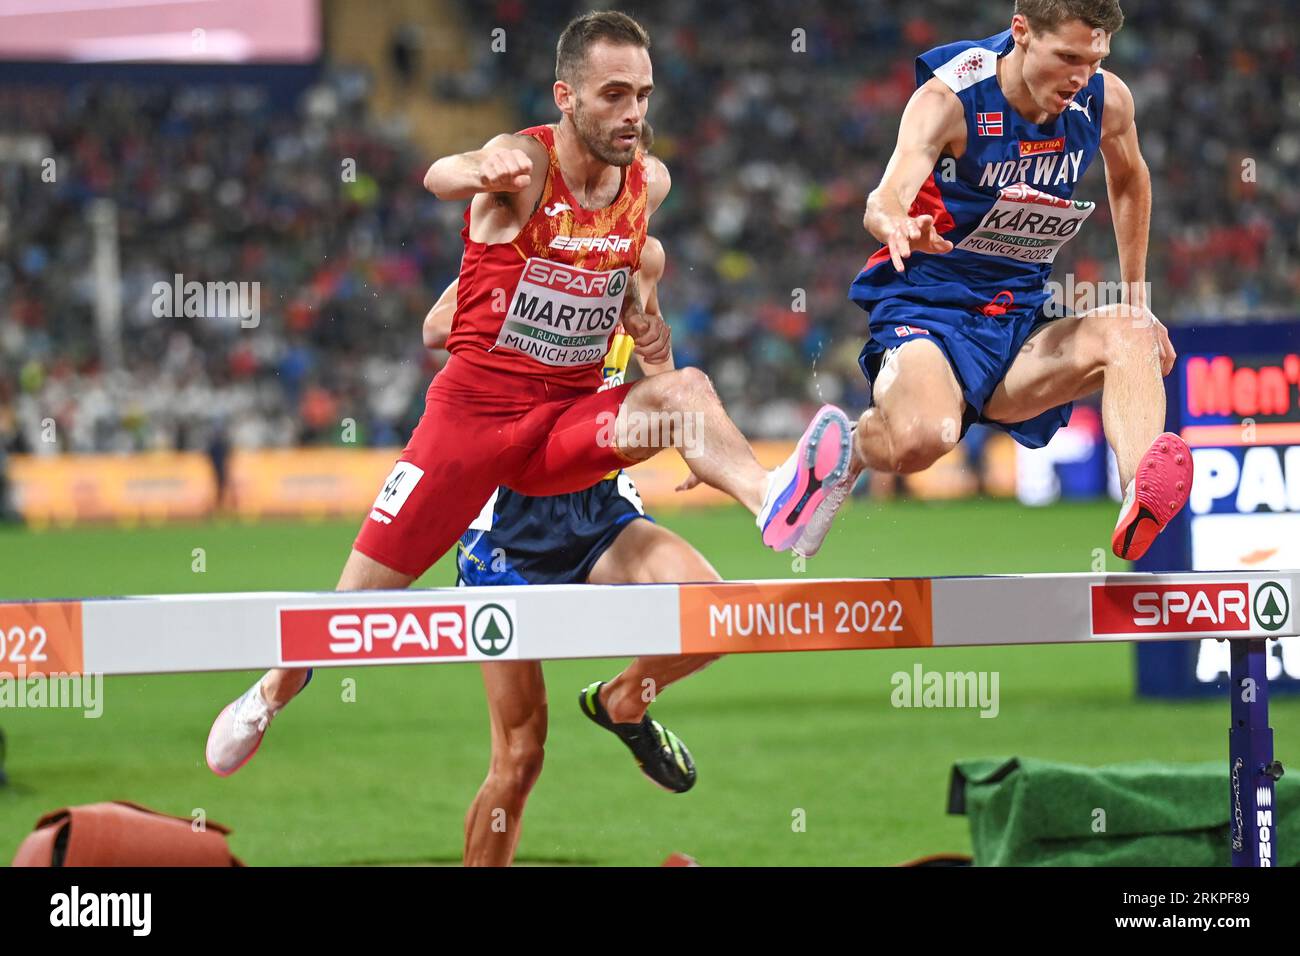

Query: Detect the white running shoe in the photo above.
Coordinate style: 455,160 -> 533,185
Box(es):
205,679 -> 280,777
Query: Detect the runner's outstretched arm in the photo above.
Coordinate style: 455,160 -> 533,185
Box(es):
863,79 -> 963,270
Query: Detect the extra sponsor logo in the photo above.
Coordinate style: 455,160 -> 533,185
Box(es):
1019,136 -> 1066,157
1090,580 -> 1294,636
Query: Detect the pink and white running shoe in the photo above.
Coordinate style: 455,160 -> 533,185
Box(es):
757,404 -> 853,552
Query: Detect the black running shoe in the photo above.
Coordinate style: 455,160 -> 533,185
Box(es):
579,681 -> 696,793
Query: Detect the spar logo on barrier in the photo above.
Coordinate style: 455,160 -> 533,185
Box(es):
279,601 -> 518,664
1090,581 -> 1294,636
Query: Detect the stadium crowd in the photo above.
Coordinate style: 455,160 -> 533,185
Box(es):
1,0 -> 1296,461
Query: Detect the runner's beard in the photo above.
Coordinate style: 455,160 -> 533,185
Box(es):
573,97 -> 638,166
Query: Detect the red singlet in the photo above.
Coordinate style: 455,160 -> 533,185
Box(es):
352,125 -> 650,577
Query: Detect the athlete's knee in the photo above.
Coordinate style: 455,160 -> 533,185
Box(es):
622,368 -> 715,454
645,366 -> 716,414
1085,304 -> 1158,369
676,364 -> 715,397
642,553 -> 719,584
885,417 -> 956,474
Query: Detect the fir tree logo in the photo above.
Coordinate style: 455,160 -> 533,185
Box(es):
472,604 -> 515,656
1253,583 -> 1289,633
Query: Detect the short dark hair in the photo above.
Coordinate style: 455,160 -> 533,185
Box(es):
555,10 -> 651,85
1015,0 -> 1124,35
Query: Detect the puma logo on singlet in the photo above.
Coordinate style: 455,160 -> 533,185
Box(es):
1067,95 -> 1094,123
544,201 -> 572,217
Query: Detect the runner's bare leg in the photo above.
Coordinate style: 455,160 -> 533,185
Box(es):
261,549 -> 416,707
587,520 -> 722,723
617,368 -> 768,513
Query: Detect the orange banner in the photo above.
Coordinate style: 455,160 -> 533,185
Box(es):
679,578 -> 933,654
229,448 -> 396,519
9,434 -> 1014,527
11,453 -> 215,525
0,602 -> 84,677
226,445 -> 813,515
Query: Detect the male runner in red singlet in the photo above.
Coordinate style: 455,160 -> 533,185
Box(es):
206,11 -> 851,779
429,232 -> 726,865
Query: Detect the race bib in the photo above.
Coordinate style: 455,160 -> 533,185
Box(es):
496,258 -> 629,368
615,471 -> 645,515
955,183 -> 1095,264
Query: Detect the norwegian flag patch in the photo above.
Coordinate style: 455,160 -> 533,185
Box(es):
976,111 -> 1004,136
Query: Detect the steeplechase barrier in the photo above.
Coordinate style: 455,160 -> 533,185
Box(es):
2,570 -> 1294,866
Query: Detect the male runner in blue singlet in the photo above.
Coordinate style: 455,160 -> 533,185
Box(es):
798,0 -> 1192,562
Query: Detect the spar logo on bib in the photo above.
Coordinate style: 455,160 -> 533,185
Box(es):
497,258 -> 628,367
955,183 -> 1095,264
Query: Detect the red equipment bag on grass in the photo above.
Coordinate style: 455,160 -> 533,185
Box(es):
12,801 -> 243,866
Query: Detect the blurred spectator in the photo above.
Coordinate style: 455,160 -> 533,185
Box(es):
389,24 -> 424,89
0,77 -> 451,455
0,0 -> 1296,456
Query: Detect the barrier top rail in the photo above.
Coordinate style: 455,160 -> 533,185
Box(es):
1,571 -> 1294,677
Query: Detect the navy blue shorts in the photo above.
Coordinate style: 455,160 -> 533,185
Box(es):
857,296 -> 1071,449
456,473 -> 652,586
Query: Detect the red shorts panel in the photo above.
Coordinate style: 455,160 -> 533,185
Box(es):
506,381 -> 638,497
352,355 -> 635,577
